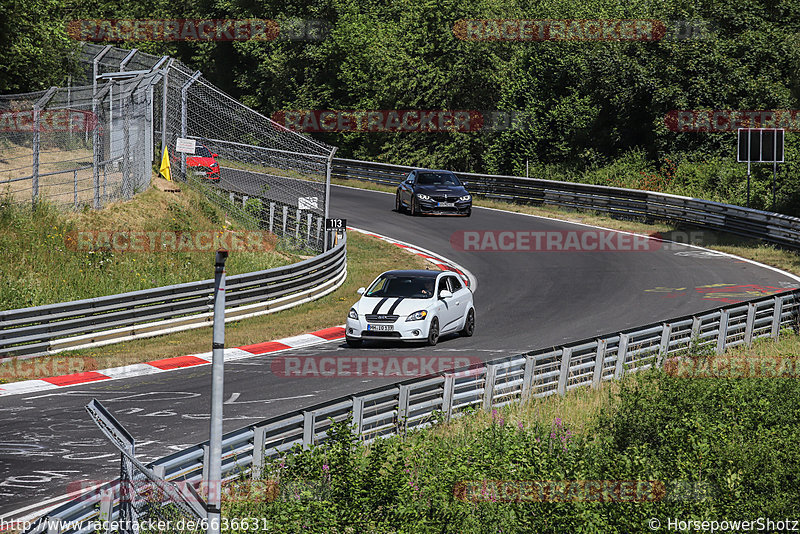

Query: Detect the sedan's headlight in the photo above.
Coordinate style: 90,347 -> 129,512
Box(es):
406,310 -> 428,321
459,195 -> 471,201
417,194 -> 431,201
348,308 -> 358,320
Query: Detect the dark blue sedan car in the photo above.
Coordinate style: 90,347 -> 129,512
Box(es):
395,169 -> 472,217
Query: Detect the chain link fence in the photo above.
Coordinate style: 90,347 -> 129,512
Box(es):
77,43 -> 337,251
0,63 -> 156,209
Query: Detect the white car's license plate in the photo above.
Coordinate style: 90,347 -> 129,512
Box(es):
437,202 -> 455,207
367,324 -> 394,331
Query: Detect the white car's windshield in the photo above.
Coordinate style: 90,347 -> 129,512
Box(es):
366,275 -> 435,299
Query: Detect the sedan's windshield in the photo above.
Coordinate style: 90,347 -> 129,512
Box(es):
366,274 -> 435,299
417,172 -> 460,186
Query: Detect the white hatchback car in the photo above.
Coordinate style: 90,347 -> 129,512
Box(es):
345,269 -> 475,347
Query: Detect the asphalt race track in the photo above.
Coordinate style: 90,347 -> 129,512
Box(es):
2,183 -> 799,518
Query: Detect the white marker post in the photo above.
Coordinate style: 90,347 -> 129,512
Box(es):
207,249 -> 227,534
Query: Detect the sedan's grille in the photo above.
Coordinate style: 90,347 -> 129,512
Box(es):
362,330 -> 402,337
365,314 -> 399,323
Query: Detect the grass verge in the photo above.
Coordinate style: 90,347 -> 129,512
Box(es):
0,230 -> 429,383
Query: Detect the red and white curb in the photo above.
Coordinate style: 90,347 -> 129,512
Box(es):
0,230 -> 476,398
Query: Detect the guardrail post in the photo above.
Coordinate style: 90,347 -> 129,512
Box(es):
592,340 -> 606,387
691,316 -> 701,343
557,348 -> 572,396
657,323 -> 672,367
614,334 -> 630,380
269,202 -> 275,234
251,426 -> 266,480
744,303 -> 757,346
397,385 -> 411,434
521,355 -> 537,400
201,444 -> 209,487
716,309 -> 729,354
442,375 -> 455,420
351,396 -> 364,435
483,364 -> 498,408
98,487 -> 114,530
302,411 -> 314,449
282,206 -> 288,234
771,296 -> 783,339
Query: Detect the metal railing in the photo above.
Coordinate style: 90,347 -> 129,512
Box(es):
24,289 -> 799,534
331,157 -> 800,250
0,236 -> 346,359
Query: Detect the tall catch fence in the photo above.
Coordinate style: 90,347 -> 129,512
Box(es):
0,43 -> 336,252
0,67 -> 156,210
79,43 -> 336,251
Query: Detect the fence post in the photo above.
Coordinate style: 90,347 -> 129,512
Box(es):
323,148 -> 338,252
269,202 -> 275,234
657,323 -> 672,367
160,59 -> 174,165
716,309 -> 729,354
592,340 -> 606,387
180,71 -> 202,177
74,169 -> 78,210
744,302 -> 757,346
483,364 -> 498,408
282,206 -> 288,234
122,86 -> 131,197
295,209 -> 301,240
691,315 -> 701,343
442,374 -> 455,421
98,487 -> 114,530
521,355 -> 537,400
351,396 -> 364,435
302,411 -> 314,449
251,426 -> 266,480
397,385 -> 410,434
31,87 -> 57,206
557,347 -> 572,395
614,334 -> 629,380
307,213 -> 313,244
771,295 -> 783,339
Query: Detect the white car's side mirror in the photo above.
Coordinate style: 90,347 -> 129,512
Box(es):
439,290 -> 453,299
357,287 -> 366,295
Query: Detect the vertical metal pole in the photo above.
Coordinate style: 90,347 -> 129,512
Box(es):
123,89 -> 130,197
93,90 -> 100,209
181,72 -> 202,178
74,169 -> 78,210
207,250 -> 227,534
526,159 -> 529,178
323,148 -> 337,251
32,104 -> 40,206
746,131 -> 751,208
160,60 -> 173,165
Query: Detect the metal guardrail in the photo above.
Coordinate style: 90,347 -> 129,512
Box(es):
331,157 -> 800,250
24,290 -> 799,534
0,236 -> 346,359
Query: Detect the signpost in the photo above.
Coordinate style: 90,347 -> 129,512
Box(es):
737,128 -> 784,209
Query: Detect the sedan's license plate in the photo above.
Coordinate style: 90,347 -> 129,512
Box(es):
437,202 -> 455,207
367,324 -> 393,331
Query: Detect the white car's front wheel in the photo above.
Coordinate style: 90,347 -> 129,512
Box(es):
427,317 -> 439,346
460,308 -> 475,337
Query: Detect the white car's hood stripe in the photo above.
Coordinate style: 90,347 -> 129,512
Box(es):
359,296 -> 434,317
371,297 -> 390,314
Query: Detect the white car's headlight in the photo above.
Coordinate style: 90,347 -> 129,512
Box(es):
348,308 -> 358,320
417,194 -> 431,201
459,195 -> 471,201
406,310 -> 428,321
